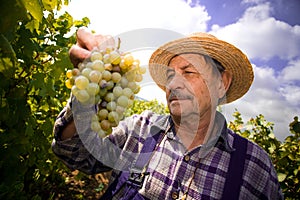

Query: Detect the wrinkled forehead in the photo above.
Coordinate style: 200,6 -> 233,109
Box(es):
169,53 -> 207,64
167,53 -> 218,73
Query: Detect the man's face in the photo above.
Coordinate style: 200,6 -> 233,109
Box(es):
165,53 -> 222,119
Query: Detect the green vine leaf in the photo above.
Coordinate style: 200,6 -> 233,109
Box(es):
22,0 -> 43,22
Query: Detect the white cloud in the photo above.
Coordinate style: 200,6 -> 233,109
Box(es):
223,65 -> 300,140
63,0 -> 210,35
210,3 -> 300,61
208,2 -> 300,140
279,59 -> 300,82
241,0 -> 265,4
279,85 -> 300,107
277,59 -> 300,106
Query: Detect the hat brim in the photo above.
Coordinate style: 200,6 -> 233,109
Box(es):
148,33 -> 254,104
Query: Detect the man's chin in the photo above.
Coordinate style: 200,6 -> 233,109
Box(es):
169,108 -> 196,118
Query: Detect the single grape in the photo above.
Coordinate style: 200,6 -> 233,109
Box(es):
108,111 -> 119,123
107,101 -> 117,111
91,121 -> 101,132
100,120 -> 111,131
119,77 -> 128,88
71,85 -> 79,96
75,75 -> 89,90
123,53 -> 134,66
104,92 -> 115,102
117,95 -> 129,108
123,87 -> 133,98
82,68 -> 92,78
102,70 -> 112,81
133,85 -> 141,94
119,59 -> 127,70
116,106 -> 125,114
91,114 -> 99,122
99,88 -> 108,97
106,80 -> 115,90
72,68 -> 81,76
89,70 -> 102,83
138,67 -> 147,74
91,51 -> 103,61
103,54 -> 111,64
85,62 -> 93,69
98,109 -> 108,120
86,82 -> 100,96
110,50 -> 121,65
128,81 -> 137,91
113,86 -> 123,97
75,90 -> 90,103
92,60 -> 105,72
111,72 -> 122,83
135,74 -> 143,82
65,79 -> 73,89
66,69 -> 73,79
125,71 -> 136,82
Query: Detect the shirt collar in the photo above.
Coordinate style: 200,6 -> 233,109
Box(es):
149,115 -> 172,137
155,112 -> 234,158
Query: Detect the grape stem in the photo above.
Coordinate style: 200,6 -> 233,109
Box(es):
117,38 -> 121,50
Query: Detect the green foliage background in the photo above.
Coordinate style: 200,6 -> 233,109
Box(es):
0,0 -> 89,199
0,0 -> 299,199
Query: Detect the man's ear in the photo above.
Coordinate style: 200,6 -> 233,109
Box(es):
218,70 -> 232,98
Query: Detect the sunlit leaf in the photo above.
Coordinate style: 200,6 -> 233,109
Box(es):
25,19 -> 40,33
42,0 -> 58,11
22,0 -> 43,22
278,173 -> 287,182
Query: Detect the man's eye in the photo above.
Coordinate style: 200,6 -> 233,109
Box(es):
166,74 -> 174,81
185,70 -> 196,74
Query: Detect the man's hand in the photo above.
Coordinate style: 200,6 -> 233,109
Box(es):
69,27 -> 115,67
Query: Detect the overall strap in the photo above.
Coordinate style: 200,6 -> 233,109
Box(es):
222,133 -> 248,200
126,127 -> 165,188
100,116 -> 170,199
127,116 -> 172,188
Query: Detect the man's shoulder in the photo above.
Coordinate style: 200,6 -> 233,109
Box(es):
227,130 -> 273,166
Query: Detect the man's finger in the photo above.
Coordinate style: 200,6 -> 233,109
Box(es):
95,34 -> 115,50
69,45 -> 91,67
76,27 -> 98,51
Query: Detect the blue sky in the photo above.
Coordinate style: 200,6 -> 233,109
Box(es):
62,0 -> 300,140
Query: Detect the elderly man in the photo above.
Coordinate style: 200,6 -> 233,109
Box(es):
52,28 -> 283,199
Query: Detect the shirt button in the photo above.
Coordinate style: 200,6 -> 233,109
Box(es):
171,191 -> 179,199
184,155 -> 190,162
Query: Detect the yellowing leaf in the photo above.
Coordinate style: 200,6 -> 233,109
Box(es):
25,19 -> 39,33
21,0 -> 43,22
277,173 -> 287,182
42,0 -> 58,11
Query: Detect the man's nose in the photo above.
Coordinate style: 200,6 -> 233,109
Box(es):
166,73 -> 185,90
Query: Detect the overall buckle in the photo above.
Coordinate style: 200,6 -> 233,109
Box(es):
128,169 -> 150,188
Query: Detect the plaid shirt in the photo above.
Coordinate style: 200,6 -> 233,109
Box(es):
52,100 -> 283,200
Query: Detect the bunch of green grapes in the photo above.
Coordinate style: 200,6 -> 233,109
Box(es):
65,46 -> 146,137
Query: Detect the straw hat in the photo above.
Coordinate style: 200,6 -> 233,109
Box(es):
148,32 -> 254,104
